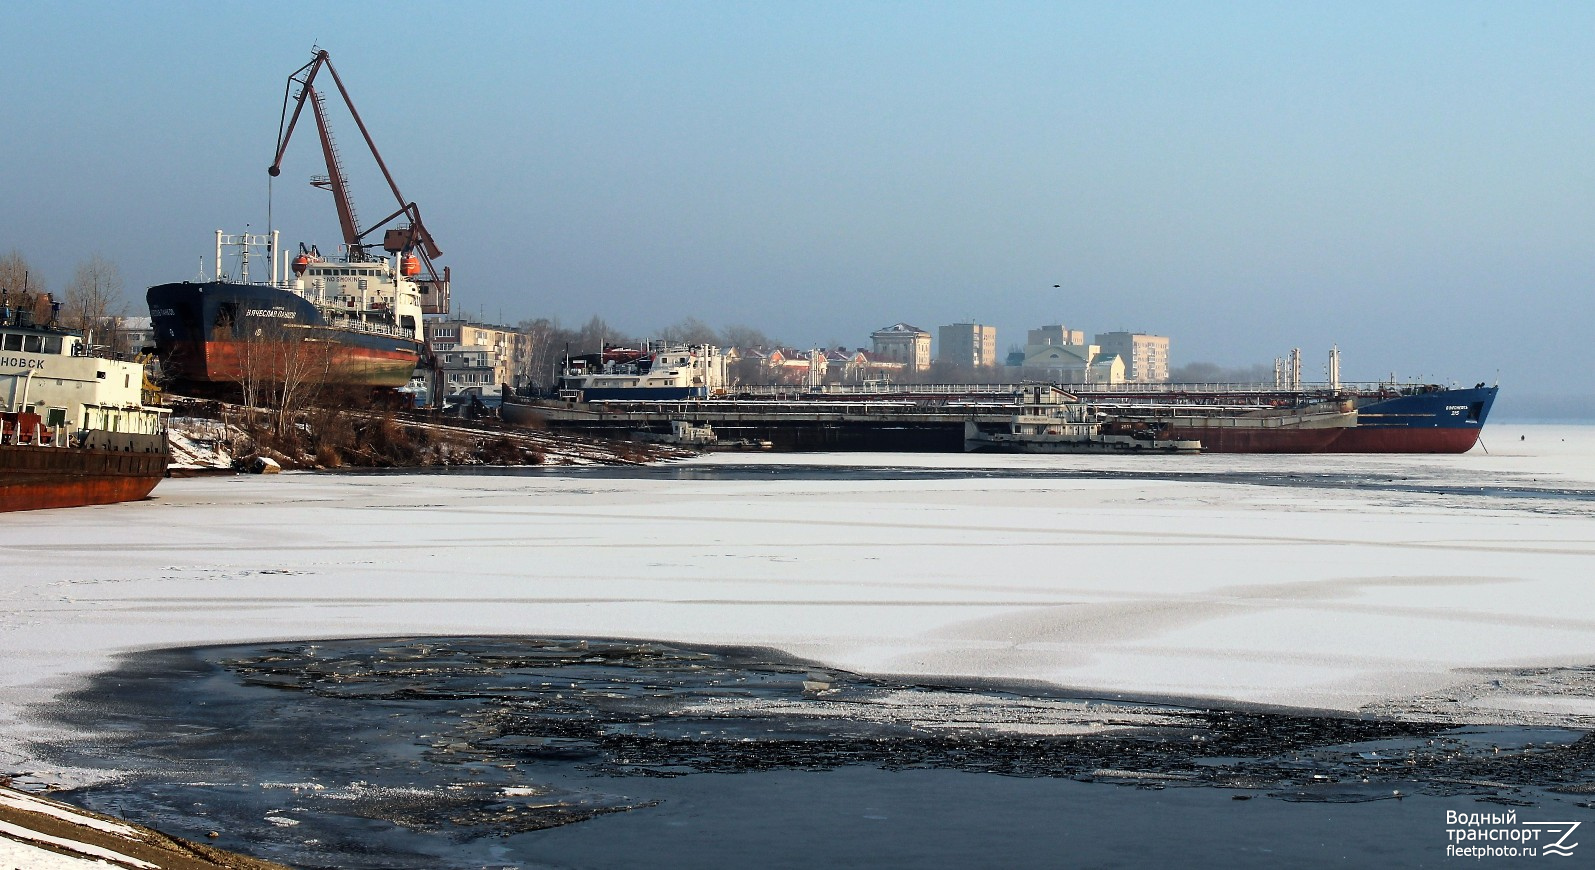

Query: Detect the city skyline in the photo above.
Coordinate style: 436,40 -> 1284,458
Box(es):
3,2 -> 1592,416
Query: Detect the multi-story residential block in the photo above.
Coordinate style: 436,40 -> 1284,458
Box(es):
1093,331 -> 1170,383
424,319 -> 534,397
111,316 -> 155,358
870,323 -> 932,373
937,323 -> 998,369
1027,324 -> 1085,347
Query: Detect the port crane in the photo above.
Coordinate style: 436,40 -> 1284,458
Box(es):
268,49 -> 449,314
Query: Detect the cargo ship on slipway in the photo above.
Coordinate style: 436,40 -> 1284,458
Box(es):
2,297 -> 169,511
148,49 -> 451,394
147,232 -> 429,390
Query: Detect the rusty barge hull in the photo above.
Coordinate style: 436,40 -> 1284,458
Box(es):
0,445 -> 167,512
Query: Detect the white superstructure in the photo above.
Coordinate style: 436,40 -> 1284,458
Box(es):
1,321 -> 167,441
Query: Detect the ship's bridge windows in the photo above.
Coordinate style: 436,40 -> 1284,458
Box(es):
2,333 -> 19,351
42,336 -> 61,354
22,335 -> 42,353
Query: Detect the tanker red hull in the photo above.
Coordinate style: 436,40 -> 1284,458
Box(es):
1113,385 -> 1496,454
1164,426 -> 1344,453
1329,426 -> 1482,454
1167,425 -> 1483,454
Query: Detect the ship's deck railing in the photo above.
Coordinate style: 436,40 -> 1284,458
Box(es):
726,380 -> 1448,399
0,419 -> 72,447
318,313 -> 412,339
578,398 -> 1025,417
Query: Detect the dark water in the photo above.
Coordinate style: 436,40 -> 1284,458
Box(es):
34,638 -> 1595,868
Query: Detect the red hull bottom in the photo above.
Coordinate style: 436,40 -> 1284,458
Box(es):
1169,425 -> 1482,454
166,339 -> 418,389
1329,427 -> 1482,454
1166,427 -> 1343,453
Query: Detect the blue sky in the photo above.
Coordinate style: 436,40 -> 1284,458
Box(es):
4,2 -> 1593,412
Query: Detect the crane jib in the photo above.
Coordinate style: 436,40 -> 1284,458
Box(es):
267,49 -> 444,279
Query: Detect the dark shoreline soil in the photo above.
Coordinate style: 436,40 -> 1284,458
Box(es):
168,398 -> 690,475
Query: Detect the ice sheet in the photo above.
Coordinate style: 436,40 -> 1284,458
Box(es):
2,423 -> 1593,780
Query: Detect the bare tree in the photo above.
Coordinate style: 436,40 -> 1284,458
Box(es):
62,255 -> 125,351
658,317 -> 719,346
514,317 -> 579,394
719,323 -> 779,351
0,251 -> 51,324
234,327 -> 268,411
573,315 -> 626,354
0,251 -> 41,296
226,325 -> 335,438
273,330 -> 334,437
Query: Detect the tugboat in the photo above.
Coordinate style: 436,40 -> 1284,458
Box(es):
964,386 -> 1202,454
554,343 -> 730,401
1,292 -> 169,512
500,343 -> 731,429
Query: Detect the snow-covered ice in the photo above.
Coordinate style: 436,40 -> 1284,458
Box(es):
2,422 -> 1593,780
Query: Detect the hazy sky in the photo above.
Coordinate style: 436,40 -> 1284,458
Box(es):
4,2 -> 1593,412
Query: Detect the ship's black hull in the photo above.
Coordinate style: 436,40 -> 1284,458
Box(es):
147,282 -> 421,389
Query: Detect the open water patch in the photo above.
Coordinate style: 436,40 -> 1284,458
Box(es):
28,637 -> 1595,868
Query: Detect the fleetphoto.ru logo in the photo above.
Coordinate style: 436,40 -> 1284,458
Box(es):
1446,810 -> 1580,858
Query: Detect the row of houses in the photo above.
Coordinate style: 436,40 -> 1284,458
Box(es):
111,313 -> 1171,395
870,322 -> 1171,384
416,317 -> 1171,393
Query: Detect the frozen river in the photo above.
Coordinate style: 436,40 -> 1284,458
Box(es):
4,423 -> 1595,779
